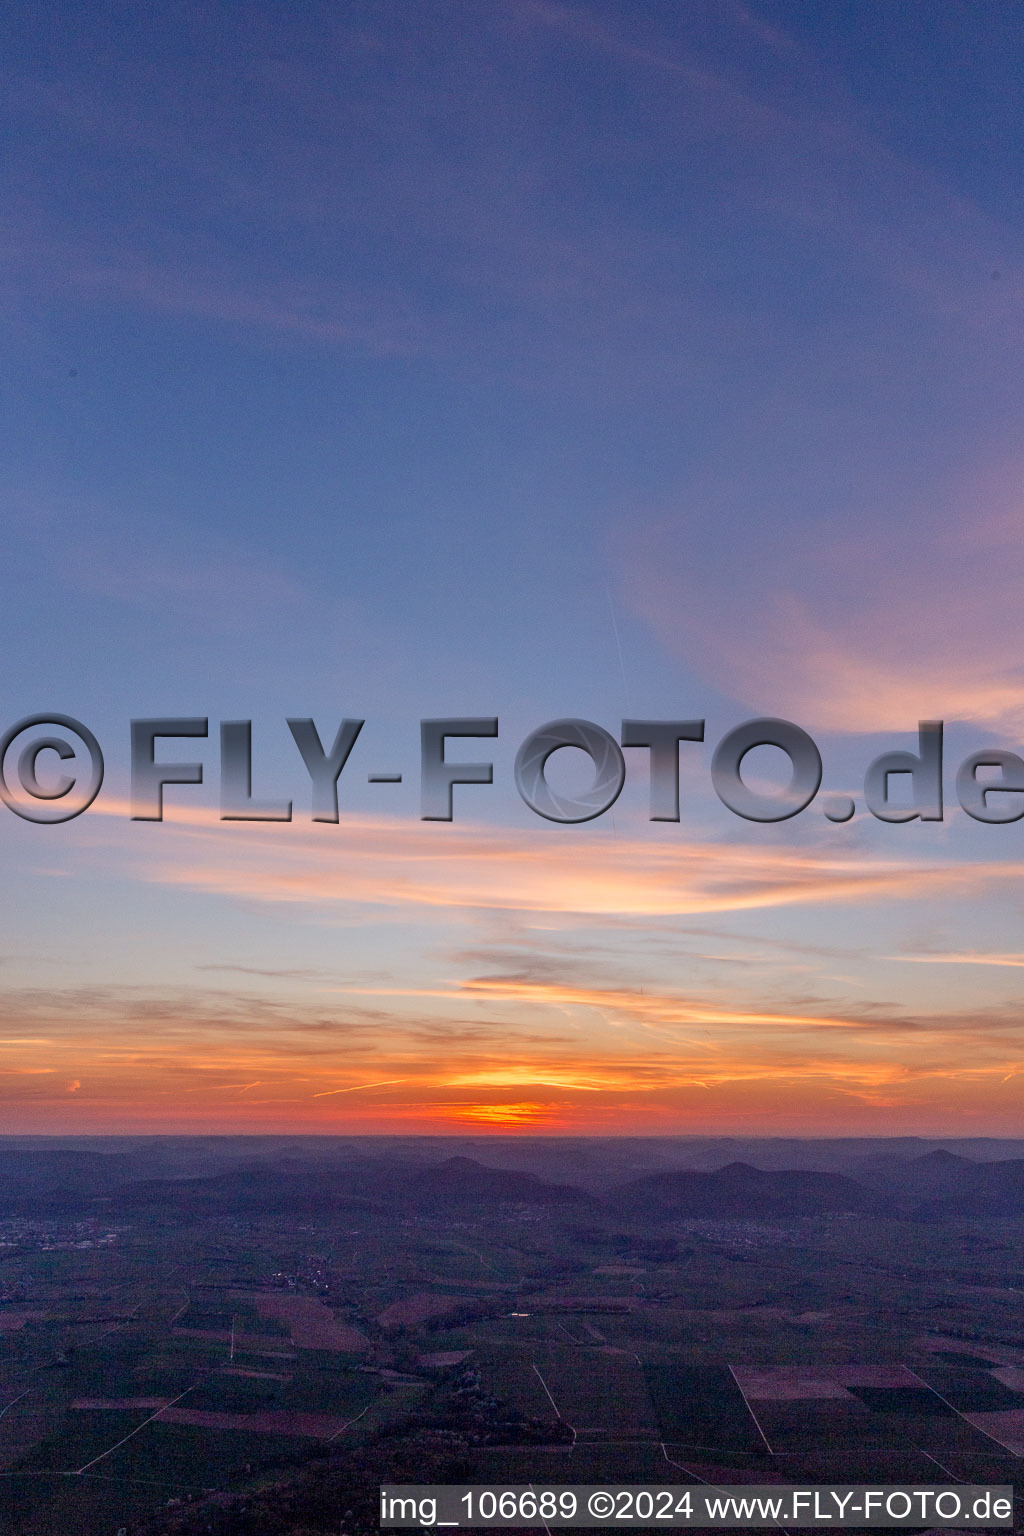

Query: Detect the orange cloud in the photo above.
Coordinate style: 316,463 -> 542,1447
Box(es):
0,964 -> 1022,1137
894,952 -> 1024,968
449,1101 -> 570,1126
8,800 -> 1024,1135
88,796 -> 1024,919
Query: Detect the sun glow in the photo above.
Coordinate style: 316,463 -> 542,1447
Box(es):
448,1101 -> 568,1126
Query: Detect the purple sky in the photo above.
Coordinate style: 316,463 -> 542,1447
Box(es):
2,1 -> 1024,1135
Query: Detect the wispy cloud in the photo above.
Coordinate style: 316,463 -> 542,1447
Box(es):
0,956 -> 1021,1135
311,1078 -> 408,1098
196,964 -> 336,980
6,1 -> 1018,387
4,488 -> 304,623
88,797 -> 1024,920
619,452 -> 1024,734
893,952 -> 1024,969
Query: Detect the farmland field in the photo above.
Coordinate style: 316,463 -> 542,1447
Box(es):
0,1138 -> 1023,1534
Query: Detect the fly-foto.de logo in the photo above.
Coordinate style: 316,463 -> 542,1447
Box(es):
0,714 -> 1018,828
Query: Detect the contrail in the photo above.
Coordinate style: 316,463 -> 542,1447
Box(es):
312,1078 -> 407,1098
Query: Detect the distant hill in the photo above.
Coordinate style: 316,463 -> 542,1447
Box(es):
7,1138 -> 1018,1223
914,1158 -> 1024,1220
612,1161 -> 883,1219
0,1150 -> 135,1209
81,1155 -> 591,1219
101,1166 -> 378,1217
848,1150 -> 1024,1218
853,1148 -> 979,1200
403,1156 -> 592,1207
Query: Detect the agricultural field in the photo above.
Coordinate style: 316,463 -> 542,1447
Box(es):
0,1139 -> 1023,1533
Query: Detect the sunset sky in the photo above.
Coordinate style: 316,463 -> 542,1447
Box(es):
3,1 -> 1024,1135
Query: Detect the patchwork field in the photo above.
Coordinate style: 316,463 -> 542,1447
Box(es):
644,1361 -> 767,1453
2,1154 -> 1024,1534
233,1292 -> 370,1351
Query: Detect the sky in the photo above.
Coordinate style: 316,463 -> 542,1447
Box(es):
3,0 -> 1024,1136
